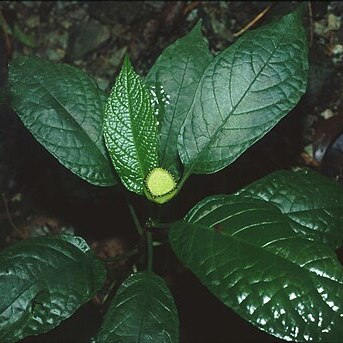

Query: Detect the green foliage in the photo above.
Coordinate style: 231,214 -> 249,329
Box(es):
97,272 -> 179,343
103,56 -> 159,195
237,169 -> 343,248
147,11 -> 308,186
102,9 -> 308,202
146,21 -> 213,179
0,235 -> 106,343
169,169 -> 343,341
9,56 -> 117,186
177,11 -> 308,179
4,6 -> 342,343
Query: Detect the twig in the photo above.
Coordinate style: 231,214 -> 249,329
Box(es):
233,4 -> 272,38
182,1 -> 200,17
146,231 -> 153,272
2,193 -> 20,234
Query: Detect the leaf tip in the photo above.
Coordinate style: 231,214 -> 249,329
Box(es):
194,18 -> 203,30
122,53 -> 133,69
191,18 -> 204,37
293,3 -> 307,18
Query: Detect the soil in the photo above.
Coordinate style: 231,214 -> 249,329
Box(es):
0,1 -> 343,342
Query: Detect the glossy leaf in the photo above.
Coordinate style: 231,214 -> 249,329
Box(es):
177,10 -> 308,178
0,235 -> 106,343
9,56 -> 117,186
97,272 -> 179,343
169,174 -> 343,342
237,168 -> 343,249
104,56 -> 159,194
146,21 -> 213,178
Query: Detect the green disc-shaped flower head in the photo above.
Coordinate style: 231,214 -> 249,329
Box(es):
144,167 -> 178,204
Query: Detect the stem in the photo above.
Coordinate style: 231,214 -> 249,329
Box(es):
2,193 -> 20,235
101,279 -> 118,305
171,167 -> 192,199
126,199 -> 143,236
146,231 -> 153,272
147,220 -> 173,229
147,198 -> 159,221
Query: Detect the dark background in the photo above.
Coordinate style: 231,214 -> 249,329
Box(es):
1,1 -> 343,342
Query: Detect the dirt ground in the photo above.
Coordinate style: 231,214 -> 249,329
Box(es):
0,1 -> 343,342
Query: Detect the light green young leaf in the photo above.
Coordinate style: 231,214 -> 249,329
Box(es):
146,21 -> 213,179
9,56 -> 117,186
178,10 -> 308,180
97,271 -> 179,343
104,56 -> 159,194
169,170 -> 343,342
0,235 -> 106,343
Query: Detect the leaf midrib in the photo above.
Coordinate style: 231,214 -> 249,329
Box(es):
27,71 -> 108,163
179,221 -> 343,340
123,63 -> 152,188
137,278 -> 151,343
250,197 -> 343,241
180,19 -> 292,179
178,220 -> 343,285
243,191 -> 343,214
0,245 -> 94,318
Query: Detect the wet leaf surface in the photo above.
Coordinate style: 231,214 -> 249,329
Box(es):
170,169 -> 343,342
0,235 -> 106,343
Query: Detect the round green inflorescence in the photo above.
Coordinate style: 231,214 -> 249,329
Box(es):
144,167 -> 178,204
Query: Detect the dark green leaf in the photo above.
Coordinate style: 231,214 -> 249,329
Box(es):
104,56 -> 159,194
169,175 -> 343,341
178,10 -> 308,178
0,235 -> 106,343
237,169 -> 343,249
9,56 -> 117,186
97,271 -> 179,343
146,21 -> 213,179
